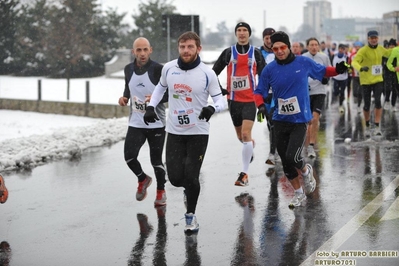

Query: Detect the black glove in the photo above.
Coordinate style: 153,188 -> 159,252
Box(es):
143,106 -> 159,125
198,106 -> 215,122
335,61 -> 349,74
321,77 -> 329,85
220,86 -> 229,96
257,104 -> 267,122
360,66 -> 369,72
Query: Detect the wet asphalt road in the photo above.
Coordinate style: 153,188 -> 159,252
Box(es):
1,90 -> 399,266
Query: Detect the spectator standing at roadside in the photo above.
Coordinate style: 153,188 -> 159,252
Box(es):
118,37 -> 167,206
144,31 -> 225,234
212,22 -> 265,186
302,37 -> 331,158
351,30 -> 392,138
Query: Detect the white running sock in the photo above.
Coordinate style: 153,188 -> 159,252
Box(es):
242,141 -> 253,173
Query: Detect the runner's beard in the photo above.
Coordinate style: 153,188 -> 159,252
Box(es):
180,53 -> 197,64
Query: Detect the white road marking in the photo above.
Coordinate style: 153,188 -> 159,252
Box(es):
380,196 -> 399,221
300,175 -> 399,266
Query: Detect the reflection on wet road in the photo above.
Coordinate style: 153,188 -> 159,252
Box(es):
1,93 -> 399,265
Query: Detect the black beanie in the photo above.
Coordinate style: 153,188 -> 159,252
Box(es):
388,38 -> 397,47
262,28 -> 275,37
235,22 -> 251,37
270,31 -> 291,48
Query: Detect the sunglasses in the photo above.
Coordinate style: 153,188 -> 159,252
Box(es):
272,45 -> 288,52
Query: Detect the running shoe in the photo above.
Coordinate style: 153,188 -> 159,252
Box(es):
234,172 -> 248,186
136,175 -> 152,201
184,213 -> 199,233
303,164 -> 316,195
0,175 -> 8,204
383,102 -> 390,111
289,192 -> 306,208
307,146 -> 316,158
357,106 -> 362,114
265,153 -> 276,165
154,189 -> 167,206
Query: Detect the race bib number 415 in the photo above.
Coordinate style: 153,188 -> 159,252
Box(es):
277,96 -> 301,115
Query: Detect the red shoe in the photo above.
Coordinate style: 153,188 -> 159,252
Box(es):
235,172 -> 248,186
154,190 -> 167,206
136,175 -> 152,201
0,175 -> 9,204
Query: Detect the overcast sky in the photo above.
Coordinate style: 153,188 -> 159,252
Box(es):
98,0 -> 398,35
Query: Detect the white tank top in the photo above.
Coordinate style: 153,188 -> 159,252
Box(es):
128,72 -> 166,128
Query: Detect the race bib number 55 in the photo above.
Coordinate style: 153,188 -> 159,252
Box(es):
277,96 -> 301,115
172,108 -> 197,128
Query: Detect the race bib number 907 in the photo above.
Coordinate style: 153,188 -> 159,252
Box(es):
230,76 -> 250,91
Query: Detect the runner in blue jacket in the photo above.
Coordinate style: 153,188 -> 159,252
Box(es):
254,31 -> 348,208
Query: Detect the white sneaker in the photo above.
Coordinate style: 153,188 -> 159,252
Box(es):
289,192 -> 306,208
303,164 -> 316,195
265,153 -> 276,165
384,102 -> 390,111
307,146 -> 316,158
357,106 -> 362,114
184,213 -> 199,233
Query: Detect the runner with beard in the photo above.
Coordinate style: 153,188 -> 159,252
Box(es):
144,31 -> 225,234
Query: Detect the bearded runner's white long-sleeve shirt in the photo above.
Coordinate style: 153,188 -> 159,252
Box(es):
149,59 -> 225,135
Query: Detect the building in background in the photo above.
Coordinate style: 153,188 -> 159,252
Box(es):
303,0 -> 332,37
323,18 -> 382,43
302,0 -> 398,44
380,11 -> 399,41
